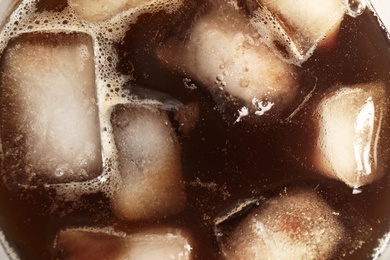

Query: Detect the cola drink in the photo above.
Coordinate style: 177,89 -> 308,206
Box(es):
0,0 -> 390,259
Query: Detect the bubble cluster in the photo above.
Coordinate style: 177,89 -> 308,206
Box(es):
0,0 -> 185,201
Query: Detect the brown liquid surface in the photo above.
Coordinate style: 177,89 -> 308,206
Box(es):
0,1 -> 390,259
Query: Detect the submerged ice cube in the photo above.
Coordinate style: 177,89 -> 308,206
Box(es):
110,104 -> 185,220
158,1 -> 298,121
314,83 -> 388,188
246,0 -> 347,63
0,32 -> 102,185
214,189 -> 345,259
55,227 -> 193,259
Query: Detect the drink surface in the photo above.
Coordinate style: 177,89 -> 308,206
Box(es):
0,0 -> 390,259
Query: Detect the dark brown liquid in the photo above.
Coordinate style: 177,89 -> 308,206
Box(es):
0,1 -> 390,259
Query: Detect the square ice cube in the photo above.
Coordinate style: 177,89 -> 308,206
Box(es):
110,104 -> 186,220
0,32 -> 102,185
314,83 -> 388,188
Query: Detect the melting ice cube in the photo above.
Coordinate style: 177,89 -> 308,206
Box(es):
55,227 -> 193,259
246,0 -> 347,63
314,83 -> 388,188
68,0 -> 184,22
158,1 -> 298,121
68,0 -> 148,21
0,32 -> 102,185
214,189 -> 345,259
110,104 -> 186,220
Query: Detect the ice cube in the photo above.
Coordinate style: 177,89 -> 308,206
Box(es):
158,2 -> 298,121
214,189 -> 345,259
246,0 -> 347,63
314,83 -> 388,188
55,227 -> 193,259
110,104 -> 185,220
0,32 -> 102,185
68,0 -> 184,22
68,0 -> 146,22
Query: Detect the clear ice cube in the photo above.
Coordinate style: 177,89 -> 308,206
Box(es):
110,104 -> 186,220
314,83 -> 388,188
55,227 -> 193,259
0,32 -> 102,186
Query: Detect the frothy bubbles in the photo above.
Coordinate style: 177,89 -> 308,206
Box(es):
0,0 -> 186,201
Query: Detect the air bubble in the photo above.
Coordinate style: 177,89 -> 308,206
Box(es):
55,167 -> 65,177
79,169 -> 87,178
347,0 -> 366,18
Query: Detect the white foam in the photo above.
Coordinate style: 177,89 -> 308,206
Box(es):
0,0 -> 186,199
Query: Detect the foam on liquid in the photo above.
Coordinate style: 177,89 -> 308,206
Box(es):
0,0 -> 185,201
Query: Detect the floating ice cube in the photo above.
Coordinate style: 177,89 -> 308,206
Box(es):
68,0 -> 146,21
110,104 -> 185,220
314,83 -> 388,188
68,0 -> 184,22
214,189 -> 345,259
158,2 -> 298,120
55,227 -> 193,259
0,32 -> 102,185
246,0 -> 347,63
